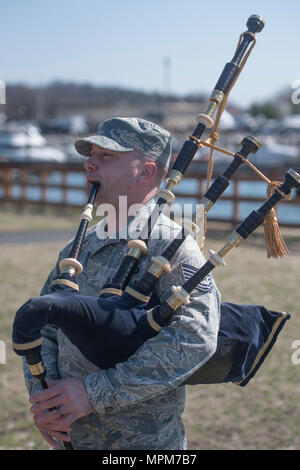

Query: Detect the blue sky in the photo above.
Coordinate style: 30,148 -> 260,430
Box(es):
1,0 -> 299,107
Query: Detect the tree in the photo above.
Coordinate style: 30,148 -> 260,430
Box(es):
249,102 -> 281,119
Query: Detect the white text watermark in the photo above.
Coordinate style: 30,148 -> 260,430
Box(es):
291,80 -> 300,105
0,80 -> 5,104
291,340 -> 300,365
95,198 -> 204,241
0,340 -> 6,364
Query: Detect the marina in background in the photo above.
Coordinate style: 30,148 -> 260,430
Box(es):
1,159 -> 300,227
1,94 -> 300,227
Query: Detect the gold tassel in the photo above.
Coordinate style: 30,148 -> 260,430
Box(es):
263,182 -> 289,258
263,210 -> 288,258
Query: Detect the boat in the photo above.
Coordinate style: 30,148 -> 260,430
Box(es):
0,121 -> 66,162
249,136 -> 300,167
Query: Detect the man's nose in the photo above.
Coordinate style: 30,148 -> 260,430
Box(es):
84,155 -> 97,172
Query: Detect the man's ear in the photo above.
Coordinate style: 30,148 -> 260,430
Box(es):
138,161 -> 158,184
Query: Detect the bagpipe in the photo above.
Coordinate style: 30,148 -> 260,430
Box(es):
12,14 -> 297,409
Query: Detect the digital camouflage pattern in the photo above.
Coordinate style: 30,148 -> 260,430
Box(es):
23,199 -> 221,450
75,117 -> 172,169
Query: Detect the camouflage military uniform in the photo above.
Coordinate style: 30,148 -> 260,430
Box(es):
23,199 -> 221,450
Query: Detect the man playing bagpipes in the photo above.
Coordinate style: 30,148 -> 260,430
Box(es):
22,117 -> 222,450
15,16 -> 294,450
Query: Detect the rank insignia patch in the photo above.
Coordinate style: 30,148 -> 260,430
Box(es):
181,264 -> 213,292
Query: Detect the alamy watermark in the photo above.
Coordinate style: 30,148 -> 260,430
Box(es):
0,340 -> 6,364
291,340 -> 300,365
291,80 -> 300,105
95,197 -> 204,241
0,80 -> 6,104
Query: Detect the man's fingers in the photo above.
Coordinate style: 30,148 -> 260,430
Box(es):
43,420 -> 72,433
47,430 -> 71,442
37,419 -> 71,441
40,430 -> 59,449
40,409 -> 62,422
33,409 -> 72,433
30,396 -> 65,414
54,412 -> 78,429
29,377 -> 93,437
35,409 -> 72,431
57,402 -> 77,417
41,428 -> 71,444
46,380 -> 59,388
29,381 -> 63,404
34,408 -> 60,423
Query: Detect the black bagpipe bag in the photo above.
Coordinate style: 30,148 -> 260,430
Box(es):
185,302 -> 290,386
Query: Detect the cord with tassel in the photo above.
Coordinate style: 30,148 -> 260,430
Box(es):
263,181 -> 289,258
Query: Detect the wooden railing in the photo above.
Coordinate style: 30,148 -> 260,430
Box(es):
0,161 -> 86,208
178,162 -> 300,227
1,160 -> 300,227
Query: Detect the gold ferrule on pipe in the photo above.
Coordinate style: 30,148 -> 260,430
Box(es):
205,101 -> 218,118
165,179 -> 176,192
59,258 -> 83,276
29,362 -> 45,377
166,169 -> 183,188
148,262 -> 166,279
61,265 -> 76,276
127,247 -> 144,260
217,231 -> 244,258
209,89 -> 225,105
206,90 -> 225,117
166,293 -> 183,311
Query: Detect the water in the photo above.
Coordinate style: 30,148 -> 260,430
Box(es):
175,178 -> 300,225
4,173 -> 300,226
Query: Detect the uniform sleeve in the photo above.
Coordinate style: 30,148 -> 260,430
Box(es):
81,234 -> 221,414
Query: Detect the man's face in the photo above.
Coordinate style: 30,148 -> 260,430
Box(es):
84,145 -> 142,206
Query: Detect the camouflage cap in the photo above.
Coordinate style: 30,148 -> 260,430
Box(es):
74,117 -> 172,168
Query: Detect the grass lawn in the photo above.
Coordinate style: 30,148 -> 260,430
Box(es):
0,205 -> 81,232
0,219 -> 299,450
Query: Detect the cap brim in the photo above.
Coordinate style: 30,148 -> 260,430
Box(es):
74,135 -> 134,157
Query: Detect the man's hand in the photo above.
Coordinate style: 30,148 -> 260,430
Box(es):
32,409 -> 72,449
29,377 -> 94,448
